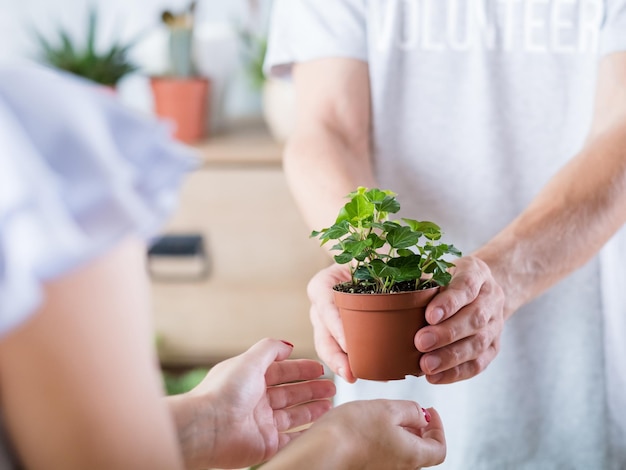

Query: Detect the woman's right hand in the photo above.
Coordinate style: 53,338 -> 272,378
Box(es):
266,399 -> 446,469
306,263 -> 357,382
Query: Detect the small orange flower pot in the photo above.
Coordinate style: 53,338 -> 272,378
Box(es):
334,286 -> 439,381
150,76 -> 210,143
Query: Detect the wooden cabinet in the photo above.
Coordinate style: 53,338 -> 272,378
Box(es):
151,120 -> 329,366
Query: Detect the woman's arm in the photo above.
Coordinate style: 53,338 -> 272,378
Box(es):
0,237 -> 184,469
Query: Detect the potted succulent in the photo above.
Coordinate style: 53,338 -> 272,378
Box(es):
34,7 -> 137,89
237,27 -> 295,143
150,1 -> 211,143
311,187 -> 461,381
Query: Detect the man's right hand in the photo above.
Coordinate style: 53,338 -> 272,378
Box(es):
306,263 -> 356,382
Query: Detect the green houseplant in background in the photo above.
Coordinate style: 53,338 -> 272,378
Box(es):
311,187 -> 461,381
238,27 -> 267,92
150,0 -> 211,143
237,24 -> 294,143
35,6 -> 137,88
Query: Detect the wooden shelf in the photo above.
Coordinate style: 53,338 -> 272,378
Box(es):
193,118 -> 284,166
153,117 -> 329,366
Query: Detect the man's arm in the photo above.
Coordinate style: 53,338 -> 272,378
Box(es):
414,51 -> 626,384
473,51 -> 626,318
283,58 -> 377,381
296,52 -> 626,386
284,57 -> 376,231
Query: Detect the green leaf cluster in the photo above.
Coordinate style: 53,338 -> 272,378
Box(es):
35,7 -> 138,87
311,187 -> 462,293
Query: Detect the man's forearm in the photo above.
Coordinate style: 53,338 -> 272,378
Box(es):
474,126 -> 626,317
286,58 -> 375,237
283,124 -> 376,234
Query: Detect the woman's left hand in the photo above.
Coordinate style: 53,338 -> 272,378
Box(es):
169,338 -> 336,470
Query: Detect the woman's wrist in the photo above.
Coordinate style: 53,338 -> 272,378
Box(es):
167,393 -> 217,470
266,421 -> 359,470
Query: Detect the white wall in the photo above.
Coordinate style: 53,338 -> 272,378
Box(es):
0,0 -> 272,129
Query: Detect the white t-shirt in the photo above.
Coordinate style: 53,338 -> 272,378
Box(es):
266,1 -> 626,468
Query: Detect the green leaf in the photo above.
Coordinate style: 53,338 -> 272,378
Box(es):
367,233 -> 385,250
320,221 -> 350,240
382,221 -> 401,232
354,265 -> 374,281
334,252 -> 354,264
86,6 -> 97,58
343,238 -> 372,256
343,194 -> 375,223
397,248 -> 414,257
378,195 -> 401,214
447,244 -> 463,257
403,219 -> 442,239
431,271 -> 452,286
365,188 -> 389,202
368,259 -> 396,278
386,226 -> 421,249
424,244 -> 443,259
388,254 -> 423,281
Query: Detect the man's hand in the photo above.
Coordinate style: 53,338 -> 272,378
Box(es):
415,256 -> 505,384
307,258 -> 505,385
306,263 -> 356,382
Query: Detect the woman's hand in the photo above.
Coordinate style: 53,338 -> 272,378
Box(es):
265,399 -> 446,469
168,338 -> 336,470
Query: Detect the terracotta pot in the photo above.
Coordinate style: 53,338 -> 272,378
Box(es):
150,76 -> 211,143
334,286 -> 439,381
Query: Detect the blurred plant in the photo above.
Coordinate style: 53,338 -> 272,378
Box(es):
34,6 -> 138,87
236,0 -> 269,91
238,28 -> 267,91
161,1 -> 198,77
162,368 -> 208,396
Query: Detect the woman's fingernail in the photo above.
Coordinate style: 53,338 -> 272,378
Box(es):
280,340 -> 294,348
422,407 -> 432,423
338,367 -> 345,379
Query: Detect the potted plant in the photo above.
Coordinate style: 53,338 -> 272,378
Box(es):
34,7 -> 137,89
237,28 -> 295,143
150,1 -> 211,143
311,187 -> 462,381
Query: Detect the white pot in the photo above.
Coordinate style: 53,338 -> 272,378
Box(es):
262,78 -> 296,143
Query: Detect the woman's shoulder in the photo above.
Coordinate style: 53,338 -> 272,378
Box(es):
0,62 -> 197,337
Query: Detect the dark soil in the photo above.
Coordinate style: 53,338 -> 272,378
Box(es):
333,279 -> 438,294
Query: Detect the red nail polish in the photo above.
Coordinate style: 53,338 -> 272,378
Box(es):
280,340 -> 294,348
421,407 -> 431,423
